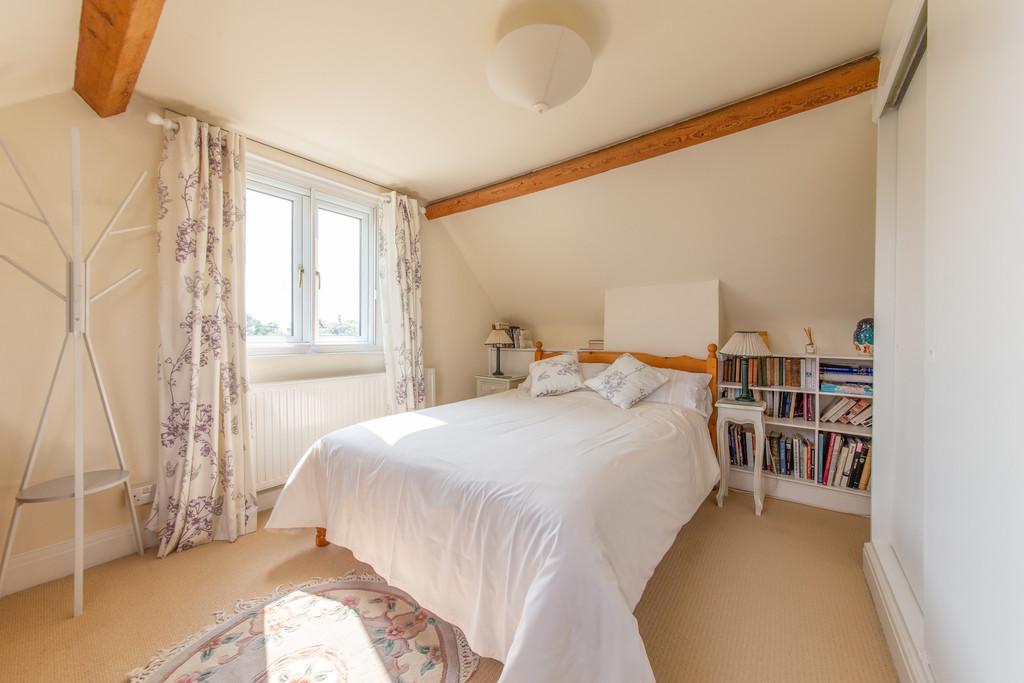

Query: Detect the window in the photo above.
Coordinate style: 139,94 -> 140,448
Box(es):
245,157 -> 378,354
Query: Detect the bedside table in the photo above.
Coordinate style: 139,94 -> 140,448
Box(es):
715,399 -> 767,515
475,374 -> 526,397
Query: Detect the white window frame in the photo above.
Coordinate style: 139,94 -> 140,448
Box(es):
246,154 -> 380,355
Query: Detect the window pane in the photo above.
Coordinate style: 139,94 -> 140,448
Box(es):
317,207 -> 362,338
245,189 -> 294,337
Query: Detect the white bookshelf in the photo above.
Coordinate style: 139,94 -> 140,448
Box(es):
718,352 -> 874,516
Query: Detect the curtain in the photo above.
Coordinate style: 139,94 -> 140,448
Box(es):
378,191 -> 426,413
148,117 -> 257,557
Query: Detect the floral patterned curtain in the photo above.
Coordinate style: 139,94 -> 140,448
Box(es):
378,192 -> 426,413
148,117 -> 257,557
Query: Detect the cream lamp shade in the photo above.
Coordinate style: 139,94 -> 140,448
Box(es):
487,24 -> 593,114
720,331 -> 771,357
485,328 -> 514,346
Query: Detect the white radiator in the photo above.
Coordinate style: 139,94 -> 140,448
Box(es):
249,369 -> 435,490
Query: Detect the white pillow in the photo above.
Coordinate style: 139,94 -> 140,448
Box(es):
522,362 -> 608,391
644,368 -> 713,417
585,354 -> 668,409
528,353 -> 585,397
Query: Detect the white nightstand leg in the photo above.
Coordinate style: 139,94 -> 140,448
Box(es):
716,420 -> 728,507
753,420 -> 766,516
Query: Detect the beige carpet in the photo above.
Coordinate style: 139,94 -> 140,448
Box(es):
0,493 -> 896,682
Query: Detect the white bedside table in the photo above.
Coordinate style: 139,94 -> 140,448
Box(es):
475,374 -> 526,397
715,399 -> 767,515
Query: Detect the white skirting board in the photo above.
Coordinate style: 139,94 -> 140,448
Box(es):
0,521 -> 155,597
863,542 -> 933,683
725,467 -> 870,516
3,488 -> 286,597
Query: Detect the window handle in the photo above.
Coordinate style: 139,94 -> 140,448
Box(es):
316,270 -> 321,290
297,264 -> 305,288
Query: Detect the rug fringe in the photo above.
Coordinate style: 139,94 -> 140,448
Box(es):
453,625 -> 482,683
125,570 -> 384,682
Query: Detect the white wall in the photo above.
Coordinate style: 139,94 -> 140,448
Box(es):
428,92 -> 878,355
890,54 -> 926,605
923,2 -> 1024,680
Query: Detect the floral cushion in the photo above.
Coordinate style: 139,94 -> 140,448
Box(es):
528,353 -> 585,397
585,354 -> 668,409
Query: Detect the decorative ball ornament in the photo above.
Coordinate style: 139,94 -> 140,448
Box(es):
487,24 -> 593,114
853,317 -> 874,354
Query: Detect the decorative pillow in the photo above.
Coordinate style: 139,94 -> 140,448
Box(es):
528,353 -> 585,397
522,362 -> 609,391
644,369 -> 713,417
584,354 -> 668,409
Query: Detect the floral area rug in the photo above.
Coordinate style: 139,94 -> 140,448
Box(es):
128,574 -> 479,683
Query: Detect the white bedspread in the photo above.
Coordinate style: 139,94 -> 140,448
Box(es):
267,388 -> 720,682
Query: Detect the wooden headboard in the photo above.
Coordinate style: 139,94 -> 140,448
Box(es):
533,341 -> 719,450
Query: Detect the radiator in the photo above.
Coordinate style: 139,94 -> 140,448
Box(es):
249,369 -> 436,490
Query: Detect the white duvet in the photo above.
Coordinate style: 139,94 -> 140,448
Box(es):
267,388 -> 720,682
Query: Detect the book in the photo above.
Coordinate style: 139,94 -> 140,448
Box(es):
836,398 -> 871,424
849,405 -> 873,425
858,448 -> 872,490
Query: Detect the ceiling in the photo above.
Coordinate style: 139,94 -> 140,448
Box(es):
0,0 -> 890,201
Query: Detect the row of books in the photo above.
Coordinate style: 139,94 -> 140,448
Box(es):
821,397 -> 873,426
721,357 -> 814,389
819,362 -> 873,396
766,432 -> 815,479
722,389 -> 815,421
725,426 -> 873,491
818,433 -> 872,490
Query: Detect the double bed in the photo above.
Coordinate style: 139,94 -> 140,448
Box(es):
268,343 -> 721,682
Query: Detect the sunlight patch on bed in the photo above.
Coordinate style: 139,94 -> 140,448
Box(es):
361,413 -> 447,446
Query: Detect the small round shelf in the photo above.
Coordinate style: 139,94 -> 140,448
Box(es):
16,469 -> 131,504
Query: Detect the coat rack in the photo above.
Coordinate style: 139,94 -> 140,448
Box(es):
0,129 -> 150,616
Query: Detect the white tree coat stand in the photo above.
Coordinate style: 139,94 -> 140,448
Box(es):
0,129 -> 148,616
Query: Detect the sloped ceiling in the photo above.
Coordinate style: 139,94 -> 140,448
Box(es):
0,1 -> 889,201
435,93 -> 879,353
0,1 -> 79,108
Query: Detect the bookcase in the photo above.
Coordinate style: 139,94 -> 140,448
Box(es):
718,353 -> 873,516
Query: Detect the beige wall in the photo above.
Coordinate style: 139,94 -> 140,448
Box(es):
428,92 -> 878,355
0,91 -> 161,553
0,92 -> 494,557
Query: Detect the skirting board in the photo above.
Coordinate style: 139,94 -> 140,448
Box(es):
725,467 -> 870,515
4,492 -> 284,597
1,522 -> 152,597
863,542 -> 934,683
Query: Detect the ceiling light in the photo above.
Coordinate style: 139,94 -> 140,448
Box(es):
487,24 -> 593,114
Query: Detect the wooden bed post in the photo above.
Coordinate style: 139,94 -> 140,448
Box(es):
534,340 -> 544,362
706,343 -> 719,452
315,527 -> 329,547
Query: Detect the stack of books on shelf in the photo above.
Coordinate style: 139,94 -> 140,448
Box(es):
721,356 -> 814,389
820,397 -> 873,427
725,423 -> 756,468
585,339 -> 604,350
766,392 -> 815,421
817,432 -> 872,490
766,432 -> 816,479
819,361 -> 873,396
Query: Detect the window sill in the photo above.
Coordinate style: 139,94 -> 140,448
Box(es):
247,343 -> 382,357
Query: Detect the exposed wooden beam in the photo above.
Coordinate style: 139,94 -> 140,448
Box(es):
426,55 -> 880,220
74,0 -> 166,118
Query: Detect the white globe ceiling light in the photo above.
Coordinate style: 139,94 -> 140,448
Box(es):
487,24 -> 593,114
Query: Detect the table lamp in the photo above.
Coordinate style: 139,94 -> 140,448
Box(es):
485,328 -> 514,376
720,331 -> 771,402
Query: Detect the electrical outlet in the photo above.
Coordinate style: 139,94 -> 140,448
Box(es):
130,483 -> 155,506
